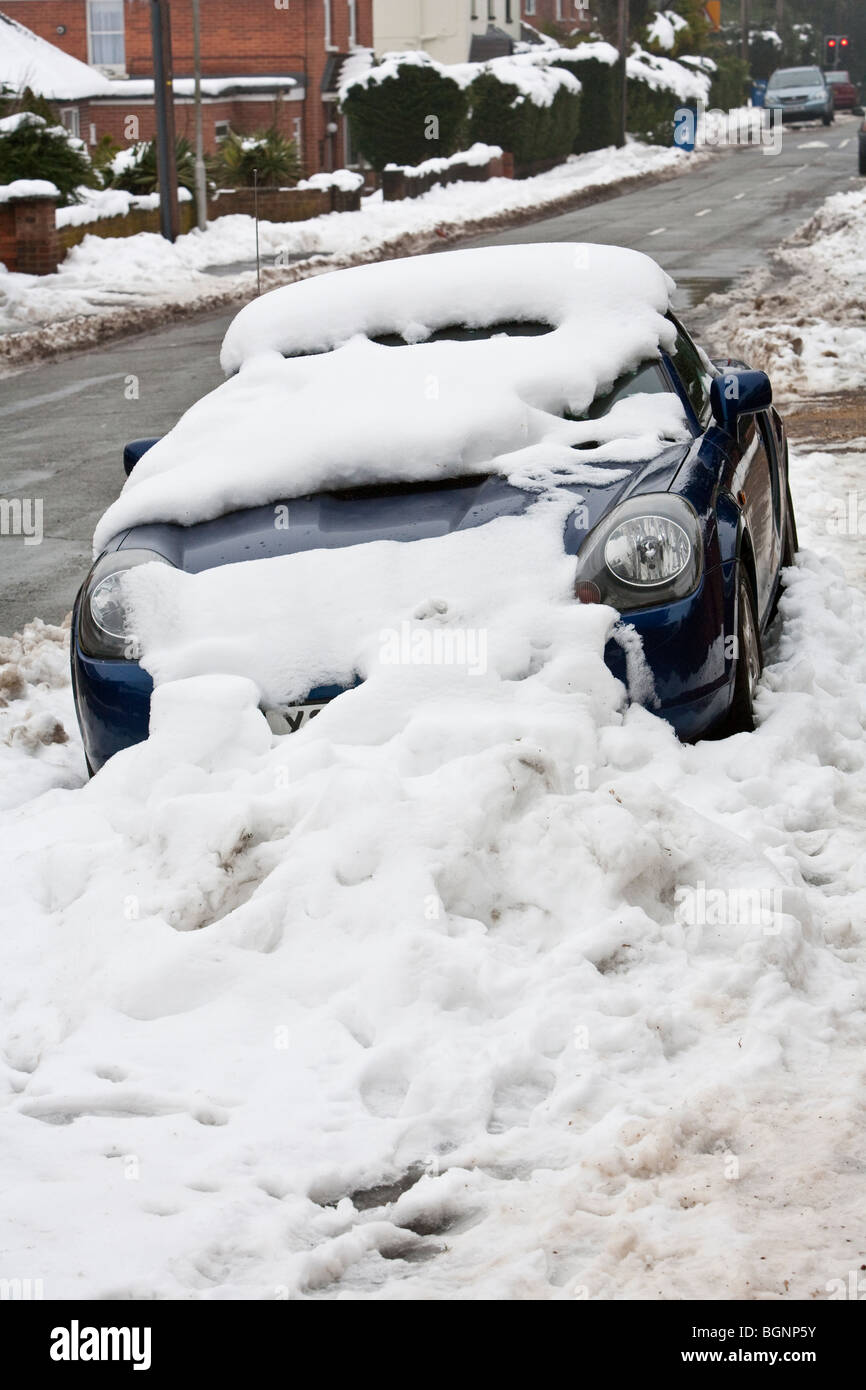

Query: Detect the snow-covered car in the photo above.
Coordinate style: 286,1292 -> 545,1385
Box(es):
71,244 -> 796,772
824,69 -> 858,111
765,65 -> 834,124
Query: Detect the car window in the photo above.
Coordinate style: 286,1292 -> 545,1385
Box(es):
768,68 -> 823,88
667,321 -> 713,426
565,361 -> 671,421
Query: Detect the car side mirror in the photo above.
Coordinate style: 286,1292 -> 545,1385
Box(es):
123,437 -> 160,476
710,370 -> 772,437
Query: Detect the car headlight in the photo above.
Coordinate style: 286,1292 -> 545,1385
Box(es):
78,549 -> 174,659
573,494 -> 703,612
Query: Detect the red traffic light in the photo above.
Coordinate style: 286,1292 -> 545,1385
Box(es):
828,38 -> 837,47
841,38 -> 849,47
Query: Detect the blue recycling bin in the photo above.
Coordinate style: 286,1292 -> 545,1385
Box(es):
751,80 -> 768,108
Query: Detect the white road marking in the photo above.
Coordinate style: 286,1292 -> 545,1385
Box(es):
798,140 -> 828,149
838,138 -> 851,148
646,226 -> 667,236
695,207 -> 712,217
769,175 -> 786,183
733,192 -> 746,200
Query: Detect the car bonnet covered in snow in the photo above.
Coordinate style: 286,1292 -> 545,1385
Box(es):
92,243 -> 688,553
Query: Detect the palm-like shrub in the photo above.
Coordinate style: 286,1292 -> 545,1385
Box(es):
0,112 -> 97,204
210,128 -> 302,187
111,137 -> 196,195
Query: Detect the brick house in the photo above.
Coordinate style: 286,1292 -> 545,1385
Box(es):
521,0 -> 593,40
1,1 -> 374,175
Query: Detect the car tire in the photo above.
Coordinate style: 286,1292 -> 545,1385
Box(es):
769,482 -> 797,622
721,571 -> 763,736
859,138 -> 866,176
823,112 -> 832,126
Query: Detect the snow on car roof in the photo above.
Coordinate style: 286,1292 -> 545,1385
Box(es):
93,243 -> 686,552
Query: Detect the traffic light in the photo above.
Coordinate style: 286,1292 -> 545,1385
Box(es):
825,35 -> 851,70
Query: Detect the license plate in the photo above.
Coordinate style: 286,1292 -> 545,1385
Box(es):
264,703 -> 327,734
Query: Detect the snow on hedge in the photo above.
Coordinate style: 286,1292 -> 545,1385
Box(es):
384,142 -> 503,177
92,244 -> 686,550
342,46 -> 582,107
627,46 -> 711,103
646,9 -> 688,52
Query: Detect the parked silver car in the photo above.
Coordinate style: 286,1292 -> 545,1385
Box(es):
765,65 -> 834,125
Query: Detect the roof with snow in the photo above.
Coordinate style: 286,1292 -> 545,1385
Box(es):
0,11 -> 111,101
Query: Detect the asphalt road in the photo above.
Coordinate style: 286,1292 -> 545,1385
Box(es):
0,117 -> 860,634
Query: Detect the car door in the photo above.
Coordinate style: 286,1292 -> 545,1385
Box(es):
731,411 -> 782,623
668,319 -> 782,624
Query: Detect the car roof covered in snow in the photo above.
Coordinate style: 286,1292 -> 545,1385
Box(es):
220,242 -> 673,373
94,244 -> 688,552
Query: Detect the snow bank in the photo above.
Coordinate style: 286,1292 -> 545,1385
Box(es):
708,185 -> 866,397
56,185 -> 192,228
92,243 -> 683,548
0,618 -> 84,809
1,496 -> 865,1296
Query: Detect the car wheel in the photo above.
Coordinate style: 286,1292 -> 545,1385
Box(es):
823,112 -> 832,126
721,571 -> 763,736
859,138 -> 866,176
769,483 -> 797,622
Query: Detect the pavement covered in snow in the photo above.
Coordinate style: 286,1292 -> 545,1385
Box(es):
1,188 -> 866,1301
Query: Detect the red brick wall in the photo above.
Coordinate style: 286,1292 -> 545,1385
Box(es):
0,195 -> 60,274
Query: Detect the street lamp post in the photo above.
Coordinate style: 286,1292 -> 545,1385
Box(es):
617,0 -> 629,149
192,0 -> 207,231
150,0 -> 180,241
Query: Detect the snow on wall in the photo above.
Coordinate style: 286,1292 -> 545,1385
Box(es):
92,243 -> 683,551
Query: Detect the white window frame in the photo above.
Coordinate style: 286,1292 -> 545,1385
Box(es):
60,106 -> 81,139
214,120 -> 231,143
525,0 -> 536,15
347,0 -> 357,48
86,0 -> 126,75
324,0 -> 336,50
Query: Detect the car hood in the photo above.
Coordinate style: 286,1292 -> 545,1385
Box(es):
115,442 -> 694,573
768,85 -> 825,99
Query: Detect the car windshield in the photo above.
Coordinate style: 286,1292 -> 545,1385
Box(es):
825,72 -> 849,84
768,68 -> 823,88
566,360 -> 671,421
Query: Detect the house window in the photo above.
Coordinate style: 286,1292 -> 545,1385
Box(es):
60,107 -> 80,139
471,2 -> 478,19
292,116 -> 302,150
525,0 -> 536,15
506,0 -> 513,21
324,0 -> 334,49
214,120 -> 230,142
488,0 -> 496,20
348,0 -> 357,48
87,0 -> 125,70
555,0 -> 563,19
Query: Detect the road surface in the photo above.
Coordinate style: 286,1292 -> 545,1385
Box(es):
0,118 -> 860,633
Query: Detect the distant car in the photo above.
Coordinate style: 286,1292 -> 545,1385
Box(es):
765,65 -> 834,125
71,247 -> 798,772
824,69 -> 858,110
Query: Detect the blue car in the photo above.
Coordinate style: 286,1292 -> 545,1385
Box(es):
72,254 -> 796,774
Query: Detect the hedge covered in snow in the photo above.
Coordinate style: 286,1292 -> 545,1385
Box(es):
342,43 -> 714,171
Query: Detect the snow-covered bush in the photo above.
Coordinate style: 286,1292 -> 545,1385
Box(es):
110,137 -> 196,195
0,110 -> 96,204
552,42 -> 621,154
467,62 -> 581,170
341,52 -> 470,170
211,127 -> 302,188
